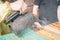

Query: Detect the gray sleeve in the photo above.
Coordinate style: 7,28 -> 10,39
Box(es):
58,0 -> 60,5
34,0 -> 40,6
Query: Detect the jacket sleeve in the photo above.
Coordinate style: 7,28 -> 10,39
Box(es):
34,0 -> 41,6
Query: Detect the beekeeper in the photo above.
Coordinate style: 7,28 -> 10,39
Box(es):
32,0 -> 58,28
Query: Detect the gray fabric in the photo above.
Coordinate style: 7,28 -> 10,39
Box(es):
34,0 -> 58,24
11,13 -> 37,34
58,0 -> 60,5
34,0 -> 41,6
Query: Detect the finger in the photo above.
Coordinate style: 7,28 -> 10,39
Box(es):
20,2 -> 28,14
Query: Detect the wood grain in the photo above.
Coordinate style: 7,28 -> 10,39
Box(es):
35,22 -> 60,40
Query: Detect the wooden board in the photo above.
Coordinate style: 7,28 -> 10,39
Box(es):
36,30 -> 60,40
35,22 -> 60,40
49,22 -> 60,30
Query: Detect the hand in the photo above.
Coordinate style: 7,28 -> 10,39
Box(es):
32,22 -> 42,30
20,1 -> 28,14
10,0 -> 27,14
10,0 -> 23,11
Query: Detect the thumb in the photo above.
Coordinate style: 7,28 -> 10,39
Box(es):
20,2 -> 28,14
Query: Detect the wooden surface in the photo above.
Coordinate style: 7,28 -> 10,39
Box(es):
36,29 -> 60,40
49,22 -> 60,30
35,22 -> 60,40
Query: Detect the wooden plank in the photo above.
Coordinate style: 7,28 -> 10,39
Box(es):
36,30 -> 60,40
49,22 -> 60,30
35,22 -> 60,40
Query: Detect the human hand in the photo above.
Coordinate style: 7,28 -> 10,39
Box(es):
10,0 -> 27,14
20,1 -> 28,14
32,22 -> 42,30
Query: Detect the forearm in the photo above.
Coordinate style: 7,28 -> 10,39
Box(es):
33,5 -> 39,18
57,5 -> 60,22
33,0 -> 40,18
